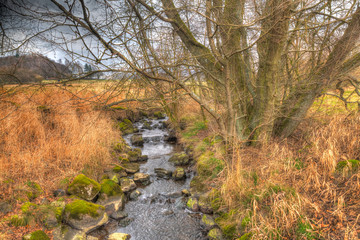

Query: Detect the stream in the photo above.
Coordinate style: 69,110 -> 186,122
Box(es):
107,118 -> 206,239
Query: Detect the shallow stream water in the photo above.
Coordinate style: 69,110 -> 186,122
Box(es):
107,118 -> 206,240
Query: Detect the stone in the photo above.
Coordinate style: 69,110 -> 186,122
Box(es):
119,178 -> 137,193
127,148 -> 142,162
164,130 -> 177,143
111,167 -> 128,179
186,197 -> 199,212
63,199 -> 108,233
122,163 -> 140,174
53,189 -> 66,197
23,230 -> 50,240
108,232 -> 131,240
96,179 -> 126,215
138,155 -> 148,162
153,111 -> 166,119
134,173 -> 150,185
118,217 -> 134,227
142,121 -> 152,130
181,189 -> 190,196
53,224 -> 86,240
154,168 -> 172,179
200,214 -> 216,230
67,174 -> 101,201
0,201 -> 12,215
199,193 -> 213,214
172,168 -> 185,180
169,152 -> 190,166
130,134 -> 144,146
129,190 -> 142,200
207,228 -> 224,240
118,119 -> 136,135
87,236 -> 99,240
110,210 -> 128,220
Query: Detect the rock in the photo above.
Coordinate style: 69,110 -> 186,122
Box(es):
199,193 -> 213,214
105,170 -> 127,184
200,214 -> 216,230
43,208 -> 59,229
127,148 -> 142,162
161,209 -> 174,216
134,173 -> 150,185
118,119 -> 136,135
181,189 -> 190,196
63,199 -> 108,233
172,168 -> 185,180
67,174 -> 101,201
169,152 -> 190,166
154,168 -> 172,179
130,134 -> 144,146
207,228 -> 224,240
138,155 -> 148,162
122,163 -> 140,174
108,232 -> 131,240
23,230 -> 50,240
119,178 -> 137,193
165,191 -> 182,198
53,189 -> 66,197
129,190 -> 142,200
142,121 -> 152,130
0,201 -> 12,215
110,209 -> 128,220
53,224 -> 86,240
87,236 -> 99,240
153,111 -> 166,119
164,131 -> 177,143
96,179 -> 126,215
186,197 -> 199,212
118,217 -> 134,227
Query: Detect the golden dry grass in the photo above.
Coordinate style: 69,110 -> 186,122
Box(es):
0,87 -> 120,198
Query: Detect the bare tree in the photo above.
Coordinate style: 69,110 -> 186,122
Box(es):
1,0 -> 360,144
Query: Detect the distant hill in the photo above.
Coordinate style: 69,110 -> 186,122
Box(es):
0,54 -> 71,84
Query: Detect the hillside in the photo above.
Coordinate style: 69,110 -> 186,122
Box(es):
0,54 -> 71,84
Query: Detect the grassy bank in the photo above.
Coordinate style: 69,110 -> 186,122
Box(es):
177,94 -> 360,239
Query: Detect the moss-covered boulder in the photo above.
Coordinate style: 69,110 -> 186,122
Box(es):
127,148 -> 147,162
201,214 -> 217,230
118,119 -> 137,135
108,232 -> 131,240
142,121 -> 152,130
119,178 -> 137,193
208,228 -> 224,240
186,197 -> 199,212
134,173 -> 150,185
172,168 -> 185,180
67,174 -> 101,201
19,202 -> 61,229
52,224 -> 86,240
130,134 -> 144,146
23,230 -> 50,240
169,152 -> 190,166
63,199 -> 108,233
122,163 -> 140,174
96,179 -> 126,215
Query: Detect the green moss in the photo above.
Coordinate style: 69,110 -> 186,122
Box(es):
208,228 -> 223,239
186,197 -> 198,210
238,232 -> 252,240
336,159 -> 359,176
197,152 -> 224,179
153,111 -> 165,119
67,174 -> 101,200
294,158 -> 304,170
296,218 -> 317,239
25,181 -> 43,200
190,176 -> 207,194
23,230 -> 50,240
99,179 -> 123,197
241,216 -> 251,229
182,121 -> 207,138
64,199 -> 104,220
110,106 -> 127,110
117,119 -> 135,134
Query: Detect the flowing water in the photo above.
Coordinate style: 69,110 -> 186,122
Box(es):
108,118 -> 206,240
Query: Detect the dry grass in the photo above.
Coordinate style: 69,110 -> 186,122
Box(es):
217,113 -> 360,239
0,87 -> 120,199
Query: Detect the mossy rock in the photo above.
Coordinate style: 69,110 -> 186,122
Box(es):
201,214 -> 217,230
198,193 -> 213,214
122,162 -> 140,174
153,111 -> 166,119
172,168 -> 185,180
169,152 -> 190,166
119,178 -> 137,193
127,148 -> 142,162
64,199 -> 108,233
20,202 -> 61,229
186,197 -> 199,212
208,228 -> 224,240
97,179 -> 126,214
98,179 -> 123,198
190,176 -> 207,196
118,119 -> 136,135
23,230 -> 50,240
108,232 -> 131,240
238,232 -> 252,240
335,159 -> 360,177
197,152 -> 224,179
67,174 -> 101,201
130,134 -> 144,146
52,224 -> 86,240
